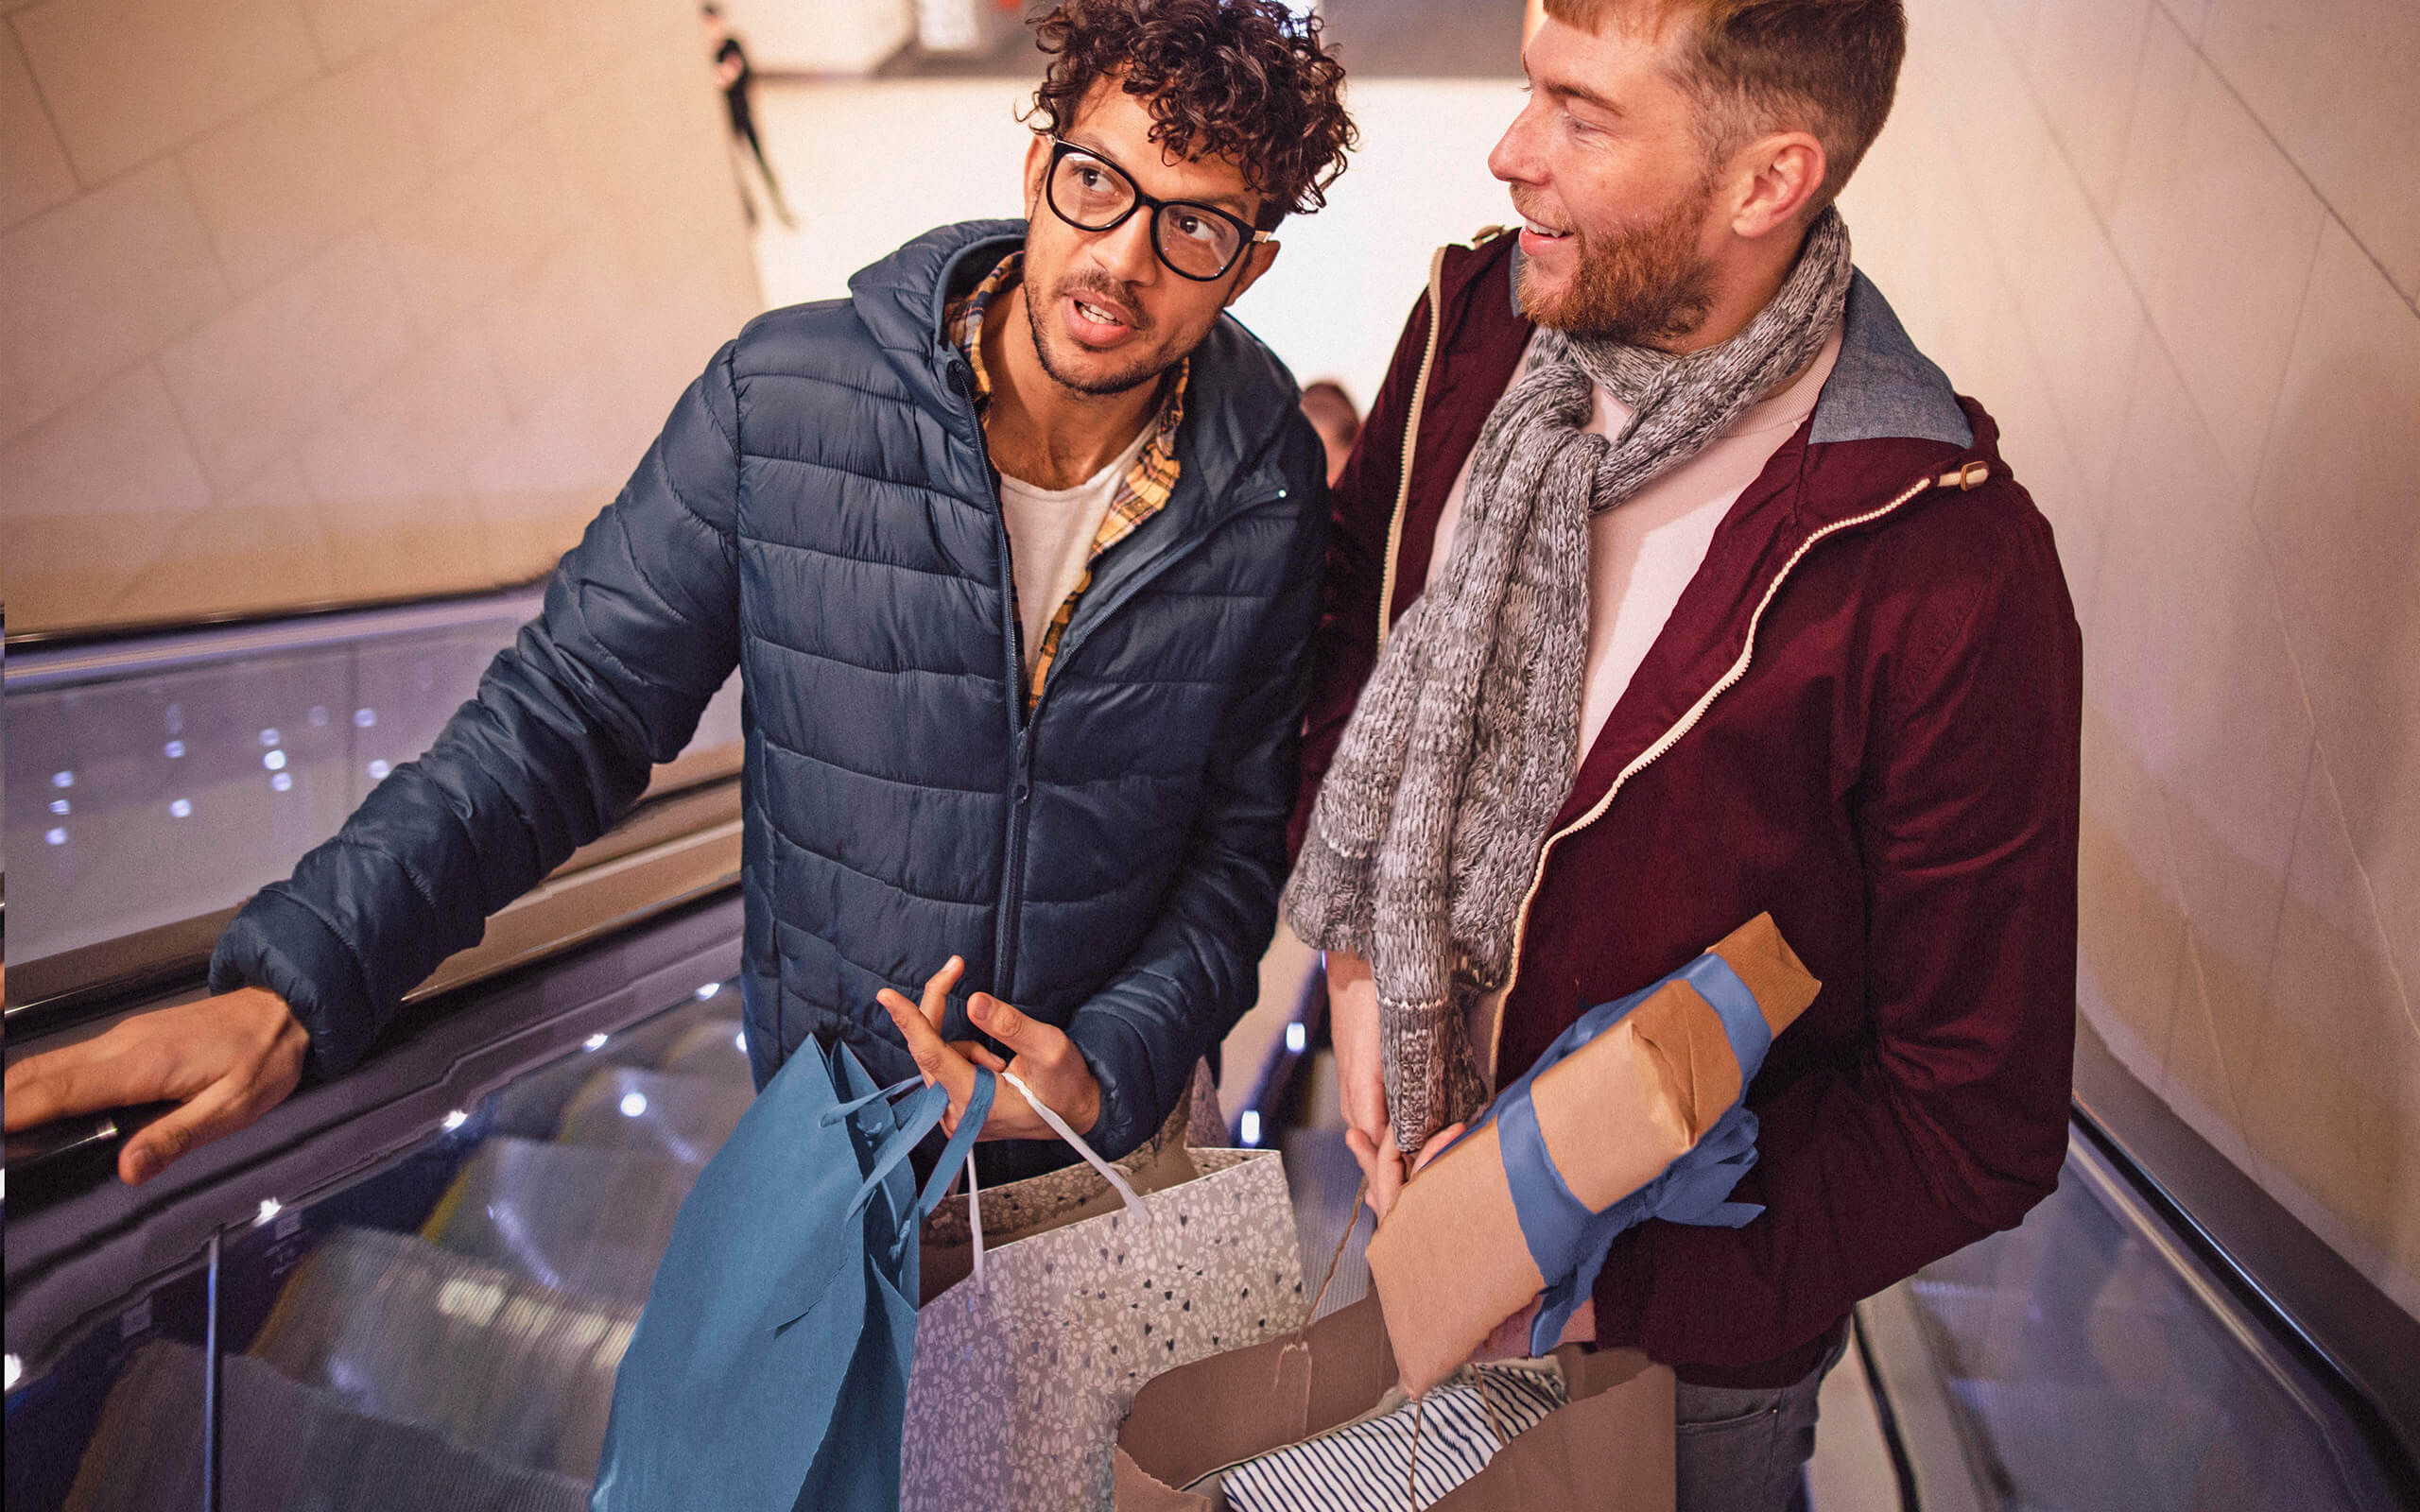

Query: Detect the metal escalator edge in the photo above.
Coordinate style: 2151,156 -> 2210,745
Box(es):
2070,1021 -> 2420,1494
2,893 -> 746,1385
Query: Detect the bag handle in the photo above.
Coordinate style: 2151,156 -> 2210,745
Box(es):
942,1068 -> 1151,1296
821,1074 -> 926,1130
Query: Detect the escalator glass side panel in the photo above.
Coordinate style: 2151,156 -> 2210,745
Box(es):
5,597 -> 743,969
207,980 -> 750,1505
2,1259 -> 210,1512
1896,1135 -> 2410,1511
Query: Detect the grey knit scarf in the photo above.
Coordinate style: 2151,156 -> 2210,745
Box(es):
1285,209 -> 1854,1150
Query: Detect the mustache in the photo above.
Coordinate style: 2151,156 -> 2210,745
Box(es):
1050,271 -> 1150,332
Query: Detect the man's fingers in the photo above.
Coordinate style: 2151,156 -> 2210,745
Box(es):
1410,1122 -> 1465,1176
118,1076 -> 247,1186
878,987 -> 977,1106
918,956 -> 965,1035
967,993 -> 1059,1063
948,1040 -> 1010,1073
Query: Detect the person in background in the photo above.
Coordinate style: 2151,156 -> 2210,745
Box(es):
702,3 -> 796,229
1300,378 -> 1361,486
7,0 -> 1356,1195
1287,2 -> 2081,1507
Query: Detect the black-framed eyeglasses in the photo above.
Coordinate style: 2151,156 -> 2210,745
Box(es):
1042,138 -> 1276,283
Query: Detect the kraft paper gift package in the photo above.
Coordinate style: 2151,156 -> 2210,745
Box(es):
1114,912 -> 1819,1510
1369,911 -> 1821,1395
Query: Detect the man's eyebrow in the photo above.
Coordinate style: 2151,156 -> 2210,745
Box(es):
1539,74 -> 1627,119
1065,132 -> 1255,216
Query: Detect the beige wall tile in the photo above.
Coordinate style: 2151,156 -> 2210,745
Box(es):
2242,762 -> 2420,1299
303,325 -> 510,597
2107,52 -> 2326,491
478,235 -> 640,422
2009,0 -> 2155,215
112,453 -> 337,622
156,233 -> 416,490
2156,0 -> 2213,41
2253,220 -> 2420,997
300,0 -> 460,68
179,53 -> 430,295
2091,336 -> 2315,936
0,159 -> 228,442
0,364 -> 212,626
2105,7 -> 2198,316
2202,0 -> 2420,301
378,121 -> 576,336
391,0 -> 551,167
2161,926 -> 2269,1177
13,0 -> 320,185
2077,702 -> 2193,1079
1,24 -> 78,230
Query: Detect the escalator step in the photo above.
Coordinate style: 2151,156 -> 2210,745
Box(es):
657,1018 -> 750,1083
64,1338 -> 589,1511
247,1227 -> 636,1482
425,1137 -> 700,1309
552,1067 -> 752,1164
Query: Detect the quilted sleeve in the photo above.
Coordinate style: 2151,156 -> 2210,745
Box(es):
210,344 -> 747,1074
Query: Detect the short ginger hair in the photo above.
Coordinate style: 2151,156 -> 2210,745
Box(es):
1545,0 -> 1906,204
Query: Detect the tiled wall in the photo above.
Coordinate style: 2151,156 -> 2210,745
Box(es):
1839,0 -> 2419,1316
0,0 -> 763,634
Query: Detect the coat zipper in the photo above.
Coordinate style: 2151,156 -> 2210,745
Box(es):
1482,458 -> 1993,1074
948,352 -> 1033,996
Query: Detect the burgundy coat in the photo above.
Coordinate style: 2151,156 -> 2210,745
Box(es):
1297,231 -> 2083,1386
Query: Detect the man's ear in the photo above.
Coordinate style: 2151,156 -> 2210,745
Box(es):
1728,131 -> 1825,241
1021,132 -> 1051,218
1224,239 -> 1282,306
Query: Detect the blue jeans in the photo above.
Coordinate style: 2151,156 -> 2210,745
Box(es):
1673,1331 -> 1849,1512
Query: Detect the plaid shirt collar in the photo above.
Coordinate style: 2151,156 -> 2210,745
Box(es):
946,251 -> 1189,703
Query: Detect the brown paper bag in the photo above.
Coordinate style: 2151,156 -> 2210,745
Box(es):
1112,1294 -> 1674,1511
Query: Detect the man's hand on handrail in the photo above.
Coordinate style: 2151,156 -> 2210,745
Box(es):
4,988 -> 308,1186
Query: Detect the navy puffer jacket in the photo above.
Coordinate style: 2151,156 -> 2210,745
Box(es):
212,220 -> 1328,1166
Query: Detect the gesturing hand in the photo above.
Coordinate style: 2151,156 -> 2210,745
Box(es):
1346,1116 -> 1464,1224
876,955 -> 1103,1143
4,988 -> 310,1186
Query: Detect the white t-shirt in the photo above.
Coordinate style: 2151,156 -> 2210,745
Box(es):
997,421 -> 1156,672
1424,324 -> 1843,754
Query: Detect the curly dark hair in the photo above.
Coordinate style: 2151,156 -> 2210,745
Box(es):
1025,0 -> 1357,227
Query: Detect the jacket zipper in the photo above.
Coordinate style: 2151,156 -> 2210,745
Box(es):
1482,459 -> 1992,1074
949,353 -> 1032,996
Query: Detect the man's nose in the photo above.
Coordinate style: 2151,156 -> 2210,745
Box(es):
1090,209 -> 1159,287
1488,104 -> 1545,186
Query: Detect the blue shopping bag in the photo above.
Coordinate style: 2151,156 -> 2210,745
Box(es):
589,1040 -> 994,1512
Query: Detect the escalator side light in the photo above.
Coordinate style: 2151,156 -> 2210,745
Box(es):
5,1354 -> 21,1391
441,1109 -> 470,1131
621,1092 -> 648,1118
697,983 -> 721,1001
583,1033 -> 611,1052
254,1198 -> 283,1226
1286,1022 -> 1307,1055
1240,1110 -> 1261,1146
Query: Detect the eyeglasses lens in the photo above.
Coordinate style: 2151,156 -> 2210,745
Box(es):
1153,207 -> 1242,280
1049,149 -> 1242,282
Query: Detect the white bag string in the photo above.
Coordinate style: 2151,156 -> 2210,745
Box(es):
960,1068 -> 1155,1291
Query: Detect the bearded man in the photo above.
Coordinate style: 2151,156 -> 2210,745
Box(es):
9,0 -> 1354,1189
1288,2 -> 2082,1506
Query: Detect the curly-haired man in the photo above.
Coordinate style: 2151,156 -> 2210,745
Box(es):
7,0 -> 1357,1184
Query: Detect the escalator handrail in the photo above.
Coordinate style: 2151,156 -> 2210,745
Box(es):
3,585 -> 546,685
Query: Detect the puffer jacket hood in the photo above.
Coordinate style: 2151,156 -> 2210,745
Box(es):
215,220 -> 1329,1172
